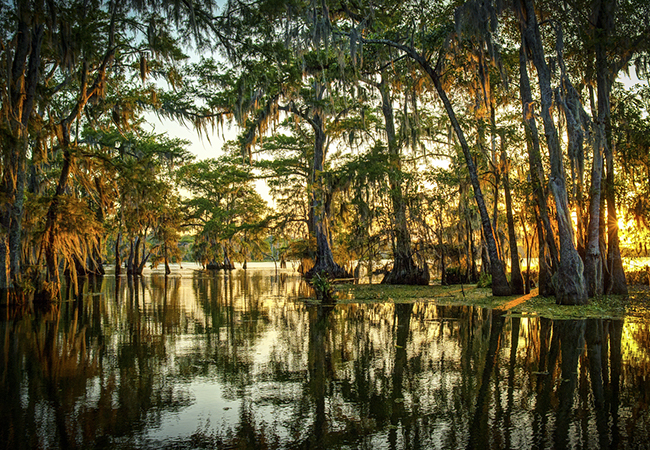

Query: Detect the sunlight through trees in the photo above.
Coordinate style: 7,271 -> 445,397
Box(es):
1,0 -> 649,303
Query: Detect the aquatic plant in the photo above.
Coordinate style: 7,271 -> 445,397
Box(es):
310,271 -> 335,302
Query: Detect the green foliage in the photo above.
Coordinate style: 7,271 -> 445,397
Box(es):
310,271 -> 336,301
178,148 -> 270,265
2,0 -> 649,300
477,272 -> 492,288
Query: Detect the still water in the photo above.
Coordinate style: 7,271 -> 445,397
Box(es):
1,265 -> 649,449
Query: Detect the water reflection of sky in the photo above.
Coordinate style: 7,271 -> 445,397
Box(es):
1,267 -> 650,449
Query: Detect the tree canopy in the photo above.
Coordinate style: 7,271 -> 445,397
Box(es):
1,0 -> 649,304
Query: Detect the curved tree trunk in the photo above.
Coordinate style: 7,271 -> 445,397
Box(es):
429,73 -> 510,296
360,37 -> 510,295
136,235 -> 151,275
378,78 -> 428,285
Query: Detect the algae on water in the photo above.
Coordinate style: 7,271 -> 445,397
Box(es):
332,283 -> 650,321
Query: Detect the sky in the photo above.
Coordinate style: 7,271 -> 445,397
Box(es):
145,113 -> 275,203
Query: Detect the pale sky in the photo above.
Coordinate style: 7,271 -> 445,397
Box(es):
146,113 -> 274,204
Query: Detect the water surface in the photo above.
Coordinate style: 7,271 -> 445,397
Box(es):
1,266 -> 649,449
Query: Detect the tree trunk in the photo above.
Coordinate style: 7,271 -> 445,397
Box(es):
136,236 -> 151,275
223,244 -> 234,270
426,66 -> 510,296
520,209 -> 533,293
480,236 -> 491,279
492,163 -> 501,262
306,111 -> 349,279
519,46 -> 557,296
43,136 -> 74,292
501,144 -> 525,294
536,215 -> 552,296
360,38 -> 509,294
592,0 -> 628,295
41,4 -> 116,292
164,243 -> 171,275
87,177 -> 105,276
552,16 -> 601,298
439,210 -> 447,285
604,156 -> 627,294
127,238 -> 135,274
115,233 -> 122,276
467,213 -> 478,282
0,240 -> 7,292
378,78 -> 428,285
134,236 -> 141,273
1,9 -> 44,290
585,136 -> 604,297
518,0 -> 587,304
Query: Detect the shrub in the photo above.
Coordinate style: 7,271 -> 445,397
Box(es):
477,272 -> 492,288
311,271 -> 335,301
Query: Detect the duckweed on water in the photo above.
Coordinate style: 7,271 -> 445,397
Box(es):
508,294 -> 627,320
509,286 -> 650,320
336,283 -> 496,305
332,283 -> 650,321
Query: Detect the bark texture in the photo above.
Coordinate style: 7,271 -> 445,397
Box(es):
305,109 -> 349,279
1,4 -> 44,290
518,0 -> 587,304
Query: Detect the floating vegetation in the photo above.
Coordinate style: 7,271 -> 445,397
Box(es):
334,283 -> 650,321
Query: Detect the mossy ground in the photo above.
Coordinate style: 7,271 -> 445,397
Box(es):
330,282 -> 650,321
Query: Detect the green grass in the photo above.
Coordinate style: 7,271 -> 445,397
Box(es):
508,294 -> 625,320
330,283 -> 650,321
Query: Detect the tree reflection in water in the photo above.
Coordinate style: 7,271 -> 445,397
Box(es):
1,268 -> 649,449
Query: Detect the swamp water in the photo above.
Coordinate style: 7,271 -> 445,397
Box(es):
1,265 -> 650,449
